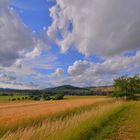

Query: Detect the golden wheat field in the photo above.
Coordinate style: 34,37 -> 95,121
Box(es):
1,100 -> 124,140
0,96 -> 140,140
0,96 -> 108,127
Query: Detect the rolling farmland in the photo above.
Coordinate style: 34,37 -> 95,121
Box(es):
1,0 -> 140,139
0,96 -> 139,140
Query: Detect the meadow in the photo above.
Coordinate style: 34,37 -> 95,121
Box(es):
0,95 -> 29,102
0,96 -> 139,140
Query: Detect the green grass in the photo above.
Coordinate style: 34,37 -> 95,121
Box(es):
0,95 -> 29,102
0,96 -> 12,101
64,95 -> 106,100
90,104 -> 131,140
0,95 -> 105,102
62,101 -> 127,140
105,101 -> 140,140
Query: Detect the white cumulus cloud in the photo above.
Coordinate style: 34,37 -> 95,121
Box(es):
66,51 -> 140,86
49,68 -> 64,77
48,0 -> 140,56
68,60 -> 89,75
0,0 -> 45,67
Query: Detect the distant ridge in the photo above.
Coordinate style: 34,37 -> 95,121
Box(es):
45,85 -> 88,91
0,85 -> 113,96
0,88 -> 16,92
0,85 -> 113,93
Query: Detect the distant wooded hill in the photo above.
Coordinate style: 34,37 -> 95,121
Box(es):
0,85 -> 113,96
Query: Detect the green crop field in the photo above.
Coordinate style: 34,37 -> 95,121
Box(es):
0,95 -> 29,102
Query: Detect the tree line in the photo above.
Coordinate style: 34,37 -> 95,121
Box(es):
112,74 -> 140,99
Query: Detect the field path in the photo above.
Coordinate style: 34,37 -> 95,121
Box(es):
105,101 -> 140,140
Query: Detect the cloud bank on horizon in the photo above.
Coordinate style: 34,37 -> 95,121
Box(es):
0,0 -> 140,89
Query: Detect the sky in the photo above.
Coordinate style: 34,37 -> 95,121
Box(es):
0,0 -> 140,89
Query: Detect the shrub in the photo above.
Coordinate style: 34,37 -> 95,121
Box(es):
1,93 -> 8,96
32,96 -> 40,100
52,93 -> 64,100
42,94 -> 51,100
25,97 -> 28,100
29,95 -> 34,99
17,98 -> 20,100
12,98 -> 16,101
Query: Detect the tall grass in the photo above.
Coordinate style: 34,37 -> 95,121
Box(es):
1,101 -> 126,140
0,99 -> 112,137
0,98 -> 108,125
0,98 -> 110,137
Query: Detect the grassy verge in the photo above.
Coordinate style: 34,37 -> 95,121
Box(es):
90,104 -> 131,140
63,101 -> 127,140
0,99 -> 112,137
105,101 -> 140,140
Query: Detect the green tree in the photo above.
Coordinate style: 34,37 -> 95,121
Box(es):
113,74 -> 140,99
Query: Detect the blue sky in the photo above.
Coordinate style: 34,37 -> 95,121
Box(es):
0,0 -> 140,89
11,0 -> 87,74
11,0 -> 54,32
